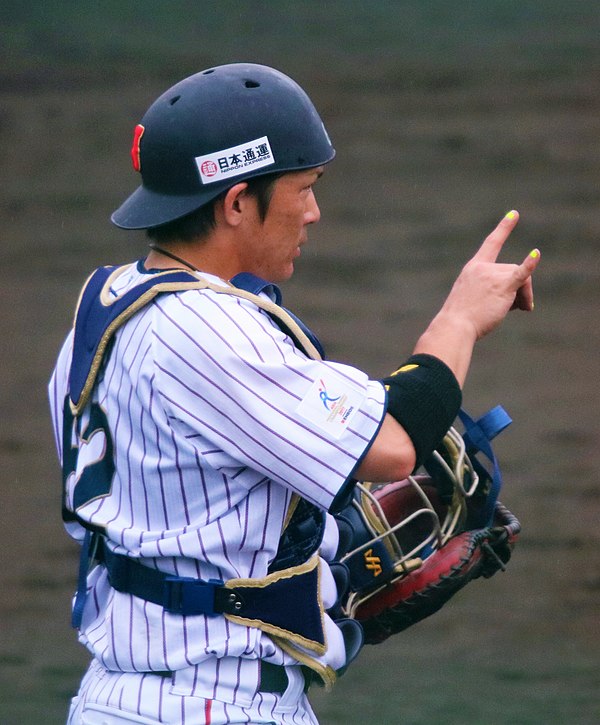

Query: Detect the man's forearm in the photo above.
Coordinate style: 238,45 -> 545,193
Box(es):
412,312 -> 477,388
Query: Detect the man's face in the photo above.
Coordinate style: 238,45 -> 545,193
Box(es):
237,167 -> 323,282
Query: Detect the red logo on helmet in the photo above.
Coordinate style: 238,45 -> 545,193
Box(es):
200,160 -> 218,177
131,124 -> 145,172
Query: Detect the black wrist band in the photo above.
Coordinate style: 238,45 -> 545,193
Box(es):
381,354 -> 462,469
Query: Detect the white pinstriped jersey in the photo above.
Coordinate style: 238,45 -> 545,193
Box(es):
49,262 -> 386,708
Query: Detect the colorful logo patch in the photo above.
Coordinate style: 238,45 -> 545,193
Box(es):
296,371 -> 364,439
319,379 -> 341,411
195,136 -> 275,185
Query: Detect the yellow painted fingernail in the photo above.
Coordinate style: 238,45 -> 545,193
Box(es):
529,248 -> 540,259
505,210 -> 517,220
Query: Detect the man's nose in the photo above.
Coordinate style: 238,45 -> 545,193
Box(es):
304,190 -> 321,224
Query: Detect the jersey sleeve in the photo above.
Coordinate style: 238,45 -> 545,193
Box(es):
48,330 -> 87,543
48,329 -> 74,462
151,289 -> 386,511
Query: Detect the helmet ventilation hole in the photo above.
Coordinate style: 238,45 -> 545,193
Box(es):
244,80 -> 260,88
203,69 -> 215,75
169,95 -> 181,106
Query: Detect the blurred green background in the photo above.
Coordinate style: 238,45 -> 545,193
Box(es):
1,2 -> 599,723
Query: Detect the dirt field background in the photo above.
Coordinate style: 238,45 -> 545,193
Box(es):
1,2 -> 599,723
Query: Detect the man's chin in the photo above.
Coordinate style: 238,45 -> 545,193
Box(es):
271,263 -> 295,283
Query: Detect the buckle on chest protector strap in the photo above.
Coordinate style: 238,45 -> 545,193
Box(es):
100,542 -> 327,653
162,576 -> 243,616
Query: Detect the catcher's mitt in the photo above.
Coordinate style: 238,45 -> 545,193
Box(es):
334,407 -> 520,644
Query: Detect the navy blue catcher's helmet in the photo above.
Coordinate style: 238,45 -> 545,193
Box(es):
111,63 -> 335,230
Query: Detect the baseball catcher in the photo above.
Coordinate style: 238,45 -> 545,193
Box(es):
49,62 -> 539,724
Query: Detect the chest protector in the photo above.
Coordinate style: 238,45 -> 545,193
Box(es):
64,264 -> 344,685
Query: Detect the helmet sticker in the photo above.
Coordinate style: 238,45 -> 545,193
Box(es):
195,135 -> 275,185
130,124 -> 145,172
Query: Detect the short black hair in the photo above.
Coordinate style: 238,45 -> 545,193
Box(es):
146,172 -> 283,245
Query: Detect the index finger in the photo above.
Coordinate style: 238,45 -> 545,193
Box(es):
473,210 -> 520,263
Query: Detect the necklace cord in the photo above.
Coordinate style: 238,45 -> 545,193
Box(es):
148,243 -> 199,272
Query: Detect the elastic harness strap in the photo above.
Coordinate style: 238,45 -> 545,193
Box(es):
458,406 -> 512,527
100,542 -> 241,616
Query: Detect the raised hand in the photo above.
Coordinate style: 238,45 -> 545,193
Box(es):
413,211 -> 541,386
441,211 -> 540,341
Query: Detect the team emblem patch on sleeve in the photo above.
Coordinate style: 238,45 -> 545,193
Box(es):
296,371 -> 364,439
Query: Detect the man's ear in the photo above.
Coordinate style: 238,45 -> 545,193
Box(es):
217,182 -> 250,227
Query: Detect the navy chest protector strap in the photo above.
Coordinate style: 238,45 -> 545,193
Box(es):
98,538 -> 327,654
68,266 -> 206,413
